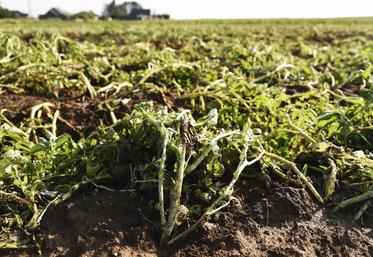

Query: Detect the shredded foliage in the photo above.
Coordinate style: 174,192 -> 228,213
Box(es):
0,19 -> 372,248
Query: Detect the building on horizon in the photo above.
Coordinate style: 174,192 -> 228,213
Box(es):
39,8 -> 70,20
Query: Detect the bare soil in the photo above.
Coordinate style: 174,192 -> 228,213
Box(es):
1,182 -> 372,257
0,92 -> 166,138
0,93 -> 102,136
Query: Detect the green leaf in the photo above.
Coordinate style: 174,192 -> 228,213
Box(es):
0,160 -> 11,172
30,143 -> 47,154
342,97 -> 364,105
362,64 -> 372,79
206,160 -> 225,177
55,134 -> 71,149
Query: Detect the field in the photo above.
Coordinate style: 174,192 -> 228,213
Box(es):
0,19 -> 372,256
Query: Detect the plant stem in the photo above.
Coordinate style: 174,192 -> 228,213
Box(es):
162,144 -> 186,241
159,127 -> 168,226
333,190 -> 373,212
287,115 -> 316,144
52,110 -> 60,138
324,158 -> 337,199
354,201 -> 371,221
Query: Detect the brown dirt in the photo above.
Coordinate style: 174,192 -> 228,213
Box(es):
339,84 -> 361,97
2,183 -> 372,257
0,92 -> 167,138
0,93 -> 102,137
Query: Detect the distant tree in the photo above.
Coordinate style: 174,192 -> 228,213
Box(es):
0,7 -> 17,18
72,11 -> 97,21
103,0 -> 127,19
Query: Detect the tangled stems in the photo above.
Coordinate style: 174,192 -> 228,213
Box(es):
167,144 -> 264,245
251,146 -> 324,203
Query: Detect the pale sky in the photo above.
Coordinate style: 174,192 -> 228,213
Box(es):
1,0 -> 373,19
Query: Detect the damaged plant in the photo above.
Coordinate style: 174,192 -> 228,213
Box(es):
105,103 -> 263,244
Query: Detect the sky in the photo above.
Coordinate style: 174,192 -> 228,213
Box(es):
1,0 -> 373,19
